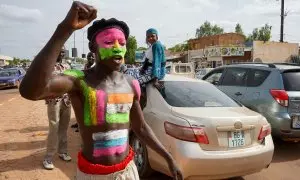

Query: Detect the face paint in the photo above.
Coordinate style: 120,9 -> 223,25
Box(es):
98,46 -> 126,60
95,28 -> 127,61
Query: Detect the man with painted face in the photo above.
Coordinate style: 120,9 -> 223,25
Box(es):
19,1 -> 183,180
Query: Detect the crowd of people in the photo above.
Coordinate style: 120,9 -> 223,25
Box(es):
19,1 -> 182,180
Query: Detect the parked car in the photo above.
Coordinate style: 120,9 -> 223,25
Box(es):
0,68 -> 26,89
130,74 -> 274,180
195,68 -> 214,79
202,63 -> 300,141
166,63 -> 195,78
71,63 -> 84,70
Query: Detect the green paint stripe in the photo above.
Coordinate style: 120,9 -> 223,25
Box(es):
63,69 -> 84,78
106,113 -> 129,124
80,80 -> 92,126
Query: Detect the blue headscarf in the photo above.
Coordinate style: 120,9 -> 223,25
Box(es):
146,28 -> 158,36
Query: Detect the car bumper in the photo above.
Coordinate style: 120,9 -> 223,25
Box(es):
265,112 -> 300,140
170,136 -> 274,180
0,82 -> 16,88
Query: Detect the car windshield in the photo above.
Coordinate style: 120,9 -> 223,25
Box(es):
0,70 -> 18,77
160,81 -> 241,107
282,71 -> 300,91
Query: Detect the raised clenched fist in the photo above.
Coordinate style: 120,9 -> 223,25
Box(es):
61,1 -> 97,31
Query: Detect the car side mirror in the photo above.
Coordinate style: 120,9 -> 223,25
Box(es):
212,80 -> 219,85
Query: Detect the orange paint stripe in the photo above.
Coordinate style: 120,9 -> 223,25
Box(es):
107,93 -> 134,104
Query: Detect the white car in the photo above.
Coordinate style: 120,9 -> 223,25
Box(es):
130,74 -> 274,180
166,63 -> 195,78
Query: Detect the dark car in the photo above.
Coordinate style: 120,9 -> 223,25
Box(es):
0,68 -> 26,89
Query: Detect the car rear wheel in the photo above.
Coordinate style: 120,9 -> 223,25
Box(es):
130,134 -> 154,178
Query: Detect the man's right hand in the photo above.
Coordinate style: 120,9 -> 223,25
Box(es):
61,1 -> 97,31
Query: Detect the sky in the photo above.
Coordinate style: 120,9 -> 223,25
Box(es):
0,0 -> 299,59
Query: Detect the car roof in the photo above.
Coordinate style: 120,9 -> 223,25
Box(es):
163,74 -> 209,83
221,63 -> 300,71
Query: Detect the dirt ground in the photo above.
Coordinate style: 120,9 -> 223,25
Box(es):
1,89 -> 300,180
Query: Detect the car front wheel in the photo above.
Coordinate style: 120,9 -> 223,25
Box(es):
130,134 -> 154,178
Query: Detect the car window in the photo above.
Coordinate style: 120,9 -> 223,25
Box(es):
159,81 -> 240,107
282,71 -> 300,91
174,65 -> 192,73
247,69 -> 270,87
166,66 -> 171,74
175,65 -> 180,73
0,70 -> 18,77
203,69 -> 224,85
222,68 -> 248,86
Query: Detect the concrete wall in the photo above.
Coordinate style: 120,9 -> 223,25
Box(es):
253,41 -> 299,63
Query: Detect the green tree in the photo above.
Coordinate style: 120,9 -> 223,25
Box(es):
9,57 -> 31,66
137,47 -> 147,51
246,24 -> 272,42
235,23 -> 244,35
125,36 -> 137,64
168,43 -> 188,53
195,21 -> 224,38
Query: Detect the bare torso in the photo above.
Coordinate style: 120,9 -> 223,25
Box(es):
69,68 -> 134,165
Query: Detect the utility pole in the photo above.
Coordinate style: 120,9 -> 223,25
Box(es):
280,0 -> 284,42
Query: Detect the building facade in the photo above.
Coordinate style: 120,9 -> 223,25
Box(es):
188,33 -> 248,68
0,55 -> 13,67
252,41 -> 299,63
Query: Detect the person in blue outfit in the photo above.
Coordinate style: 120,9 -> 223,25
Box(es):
126,28 -> 166,89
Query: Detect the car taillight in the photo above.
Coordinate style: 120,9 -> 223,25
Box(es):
270,89 -> 289,107
164,121 -> 209,144
258,124 -> 271,140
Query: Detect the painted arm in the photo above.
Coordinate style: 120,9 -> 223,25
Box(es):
130,82 -> 183,180
19,2 -> 97,100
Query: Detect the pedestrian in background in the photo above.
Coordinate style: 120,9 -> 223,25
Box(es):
43,47 -> 72,170
84,52 -> 95,70
125,28 -> 166,89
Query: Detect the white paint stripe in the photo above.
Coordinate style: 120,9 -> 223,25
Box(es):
92,129 -> 128,141
106,103 -> 132,114
8,98 -> 15,102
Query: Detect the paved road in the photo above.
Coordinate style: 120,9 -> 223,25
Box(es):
0,88 -> 300,180
0,88 -> 20,104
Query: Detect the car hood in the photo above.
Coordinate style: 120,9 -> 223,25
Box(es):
0,76 -> 16,81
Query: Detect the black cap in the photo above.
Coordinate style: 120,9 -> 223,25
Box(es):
87,18 -> 130,42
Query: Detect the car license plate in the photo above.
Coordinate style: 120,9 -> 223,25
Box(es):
228,131 -> 245,148
292,117 -> 300,129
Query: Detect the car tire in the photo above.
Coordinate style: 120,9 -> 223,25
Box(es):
130,133 -> 154,178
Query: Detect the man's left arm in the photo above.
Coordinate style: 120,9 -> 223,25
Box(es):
130,94 -> 183,180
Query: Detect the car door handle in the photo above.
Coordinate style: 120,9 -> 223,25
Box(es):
235,92 -> 242,96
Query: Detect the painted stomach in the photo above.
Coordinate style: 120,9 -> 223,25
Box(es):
79,128 -> 131,165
